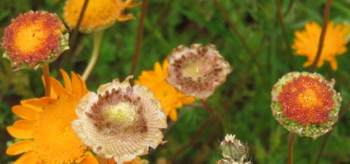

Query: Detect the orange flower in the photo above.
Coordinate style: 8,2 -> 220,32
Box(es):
2,11 -> 68,70
137,61 -> 195,121
292,22 -> 350,70
63,0 -> 136,33
6,70 -> 97,163
271,72 -> 341,139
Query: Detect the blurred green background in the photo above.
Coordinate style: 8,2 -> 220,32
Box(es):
0,0 -> 350,163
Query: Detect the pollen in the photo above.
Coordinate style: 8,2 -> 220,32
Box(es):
103,102 -> 137,126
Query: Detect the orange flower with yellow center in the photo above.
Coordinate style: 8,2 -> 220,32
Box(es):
292,22 -> 350,70
136,61 -> 195,121
6,70 -> 98,163
63,0 -> 136,33
271,72 -> 341,139
2,11 -> 68,70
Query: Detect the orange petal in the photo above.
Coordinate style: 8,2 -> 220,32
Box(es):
60,69 -> 72,92
14,152 -> 38,164
50,77 -> 69,96
7,120 -> 33,139
80,152 -> 99,164
6,141 -> 33,155
12,105 -> 40,120
169,109 -> 177,121
71,72 -> 87,97
21,97 -> 55,109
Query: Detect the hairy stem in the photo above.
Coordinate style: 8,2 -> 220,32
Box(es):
310,0 -> 333,71
288,132 -> 297,164
82,30 -> 104,80
130,0 -> 149,75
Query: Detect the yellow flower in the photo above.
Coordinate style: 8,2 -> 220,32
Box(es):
6,70 -> 98,164
292,22 -> 350,70
136,61 -> 195,121
2,11 -> 68,70
63,0 -> 136,33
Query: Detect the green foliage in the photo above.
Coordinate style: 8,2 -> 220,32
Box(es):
0,0 -> 350,163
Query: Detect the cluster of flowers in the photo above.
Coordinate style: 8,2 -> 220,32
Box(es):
1,0 -> 350,163
1,0 -> 233,163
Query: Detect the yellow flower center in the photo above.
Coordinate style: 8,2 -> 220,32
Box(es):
182,60 -> 205,81
103,102 -> 137,126
297,88 -> 320,109
15,23 -> 46,54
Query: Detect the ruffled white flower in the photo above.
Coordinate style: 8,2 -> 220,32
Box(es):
167,44 -> 232,99
72,76 -> 167,163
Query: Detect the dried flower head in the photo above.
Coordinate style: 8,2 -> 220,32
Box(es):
293,22 -> 350,70
72,77 -> 167,163
136,60 -> 195,121
64,0 -> 136,33
271,72 -> 341,139
6,70 -> 97,163
2,11 -> 68,70
167,44 -> 232,99
217,134 -> 251,164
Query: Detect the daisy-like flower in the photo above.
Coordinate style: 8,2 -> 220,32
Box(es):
64,0 -> 136,33
6,70 -> 97,163
136,60 -> 195,121
271,72 -> 342,139
167,44 -> 232,99
2,11 -> 69,70
72,77 -> 167,163
217,134 -> 251,164
293,22 -> 350,70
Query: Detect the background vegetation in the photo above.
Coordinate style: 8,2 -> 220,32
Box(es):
0,0 -> 350,163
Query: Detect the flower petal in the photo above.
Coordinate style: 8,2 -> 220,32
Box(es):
6,141 -> 33,155
14,152 -> 38,164
21,97 -> 55,109
80,152 -> 99,164
60,69 -> 72,92
12,105 -> 40,121
7,120 -> 34,139
50,77 -> 69,96
71,72 -> 87,97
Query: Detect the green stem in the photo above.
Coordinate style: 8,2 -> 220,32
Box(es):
82,30 -> 104,81
313,132 -> 330,164
288,132 -> 297,164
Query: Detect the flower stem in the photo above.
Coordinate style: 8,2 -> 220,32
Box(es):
310,0 -> 333,71
313,103 -> 350,164
130,0 -> 149,75
287,132 -> 297,164
70,0 -> 89,50
313,132 -> 330,164
42,64 -> 51,96
82,30 -> 104,81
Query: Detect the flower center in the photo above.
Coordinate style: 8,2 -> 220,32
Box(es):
103,102 -> 137,126
297,88 -> 321,109
15,23 -> 46,54
182,60 -> 209,81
